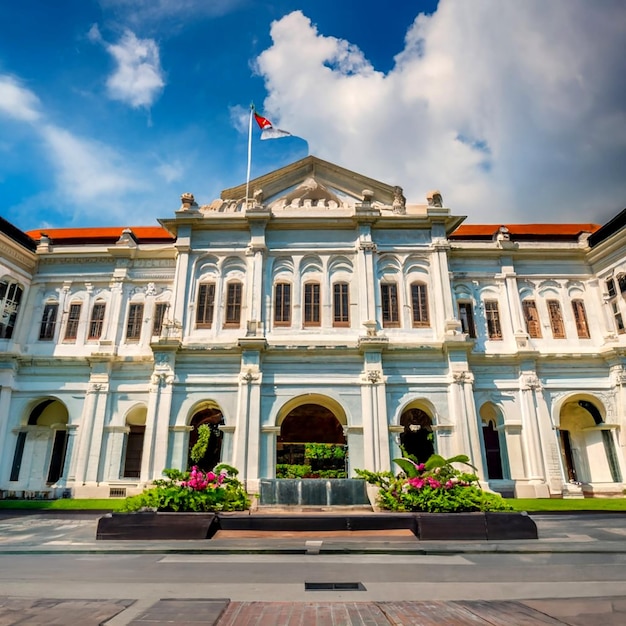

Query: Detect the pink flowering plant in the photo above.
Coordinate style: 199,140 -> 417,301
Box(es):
122,464 -> 250,512
356,454 -> 512,513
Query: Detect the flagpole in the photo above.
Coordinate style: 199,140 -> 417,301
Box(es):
245,103 -> 254,209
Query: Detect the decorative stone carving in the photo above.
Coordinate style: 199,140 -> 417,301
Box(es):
145,282 -> 157,296
426,190 -> 443,207
358,241 -> 377,252
253,188 -> 264,206
180,193 -> 198,210
452,371 -> 474,384
521,374 -> 542,391
392,186 -> 406,214
240,369 -> 260,383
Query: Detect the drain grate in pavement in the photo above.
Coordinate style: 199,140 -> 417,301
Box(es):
305,581 -> 366,591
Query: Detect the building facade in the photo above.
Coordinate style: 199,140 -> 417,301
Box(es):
1,156 -> 625,499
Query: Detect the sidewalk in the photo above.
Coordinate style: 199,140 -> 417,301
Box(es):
1,511 -> 626,624
1,510 -> 626,555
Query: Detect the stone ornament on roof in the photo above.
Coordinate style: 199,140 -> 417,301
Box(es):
426,190 -> 443,207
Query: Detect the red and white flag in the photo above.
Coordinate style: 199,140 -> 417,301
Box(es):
254,110 -> 292,140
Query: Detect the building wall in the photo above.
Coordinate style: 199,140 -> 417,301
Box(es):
1,175 -> 625,499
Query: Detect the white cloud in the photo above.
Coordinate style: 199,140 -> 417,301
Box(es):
255,3 -> 626,223
96,29 -> 165,108
0,75 -> 41,122
98,0 -> 246,27
156,160 -> 185,184
40,124 -> 144,205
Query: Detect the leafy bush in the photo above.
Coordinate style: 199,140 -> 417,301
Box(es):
356,453 -> 512,513
304,443 -> 346,461
189,424 -> 211,464
276,464 -> 312,479
121,465 -> 250,512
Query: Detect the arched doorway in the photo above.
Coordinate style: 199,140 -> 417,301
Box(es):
558,397 -> 622,484
479,402 -> 507,480
122,406 -> 147,479
188,405 -> 225,471
10,399 -> 69,484
277,402 -> 347,477
399,407 -> 434,463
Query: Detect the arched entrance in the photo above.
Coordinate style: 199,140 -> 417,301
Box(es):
122,406 -> 147,479
277,400 -> 347,477
188,404 -> 224,472
399,407 -> 434,463
10,399 -> 69,484
479,402 -> 507,480
558,397 -> 622,484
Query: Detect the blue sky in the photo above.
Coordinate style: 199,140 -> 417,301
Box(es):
1,0 -> 625,231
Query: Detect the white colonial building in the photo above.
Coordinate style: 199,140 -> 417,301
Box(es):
1,156 -> 625,500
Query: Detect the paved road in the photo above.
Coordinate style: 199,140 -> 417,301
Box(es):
0,511 -> 625,624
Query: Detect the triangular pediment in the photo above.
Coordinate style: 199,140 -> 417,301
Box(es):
217,156 -> 403,212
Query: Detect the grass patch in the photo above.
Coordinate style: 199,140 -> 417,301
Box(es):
0,499 -> 126,511
506,498 -> 626,512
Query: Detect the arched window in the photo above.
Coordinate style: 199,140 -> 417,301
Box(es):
88,301 -> 106,340
224,281 -> 243,326
410,282 -> 429,327
522,299 -> 541,338
64,302 -> 82,341
39,301 -> 59,341
381,283 -> 399,327
274,282 -> 292,325
304,282 -> 321,327
332,282 -> 349,327
0,279 -> 24,339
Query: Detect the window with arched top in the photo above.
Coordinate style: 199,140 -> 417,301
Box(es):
571,299 -> 590,339
274,282 -> 292,325
303,281 -> 321,327
224,281 -> 242,326
64,302 -> 82,342
381,283 -> 399,327
39,301 -> 59,341
196,282 -> 216,328
0,278 -> 24,339
522,299 -> 541,338
410,282 -> 429,327
88,301 -> 106,340
332,282 -> 349,327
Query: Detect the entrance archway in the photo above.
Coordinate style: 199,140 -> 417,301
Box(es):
558,397 -> 622,484
399,407 -> 434,463
276,401 -> 347,477
10,399 -> 69,484
188,405 -> 224,471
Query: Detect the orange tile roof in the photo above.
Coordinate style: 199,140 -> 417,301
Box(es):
25,226 -> 175,244
450,223 -> 600,239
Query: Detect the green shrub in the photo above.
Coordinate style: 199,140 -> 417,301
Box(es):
121,465 -> 250,512
276,464 -> 312,479
356,453 -> 512,513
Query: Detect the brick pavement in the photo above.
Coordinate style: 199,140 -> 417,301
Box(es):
1,598 -> 626,625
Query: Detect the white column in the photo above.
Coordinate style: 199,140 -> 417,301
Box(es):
172,237 -> 191,338
0,383 -> 15,484
169,425 -> 193,471
451,371 -> 485,478
356,222 -> 377,324
103,426 -> 129,481
73,383 -> 105,484
516,373 -> 550,497
232,370 -> 263,490
359,373 -> 377,471
84,383 -> 109,484
431,240 -> 455,327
